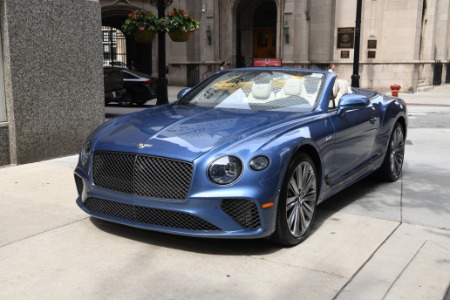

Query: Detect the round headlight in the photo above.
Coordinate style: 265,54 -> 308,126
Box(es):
208,156 -> 243,185
249,155 -> 270,171
81,140 -> 92,166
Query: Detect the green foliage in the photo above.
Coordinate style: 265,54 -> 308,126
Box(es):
159,8 -> 200,32
121,8 -> 200,35
121,10 -> 159,35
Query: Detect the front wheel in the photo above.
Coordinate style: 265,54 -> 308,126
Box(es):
272,153 -> 318,246
379,122 -> 405,182
119,94 -> 133,107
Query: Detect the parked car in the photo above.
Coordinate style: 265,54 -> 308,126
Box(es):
103,67 -> 128,106
103,61 -> 128,69
75,68 -> 407,246
122,69 -> 157,106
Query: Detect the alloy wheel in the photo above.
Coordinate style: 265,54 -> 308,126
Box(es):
285,161 -> 317,238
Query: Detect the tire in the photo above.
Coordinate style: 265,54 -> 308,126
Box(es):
119,94 -> 133,107
272,152 -> 318,246
379,122 -> 405,182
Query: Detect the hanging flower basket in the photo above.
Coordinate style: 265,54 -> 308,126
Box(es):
122,10 -> 159,43
168,31 -> 192,42
159,8 -> 200,42
134,30 -> 156,43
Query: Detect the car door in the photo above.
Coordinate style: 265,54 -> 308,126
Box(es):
328,102 -> 380,185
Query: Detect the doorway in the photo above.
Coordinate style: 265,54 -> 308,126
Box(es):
236,0 -> 277,67
253,29 -> 276,58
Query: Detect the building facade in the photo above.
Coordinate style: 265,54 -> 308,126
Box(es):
1,0 -> 449,166
100,0 -> 450,91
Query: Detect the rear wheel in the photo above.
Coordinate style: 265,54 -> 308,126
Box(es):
272,153 -> 318,246
379,122 -> 405,182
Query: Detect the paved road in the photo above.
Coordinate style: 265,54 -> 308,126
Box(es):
0,88 -> 449,299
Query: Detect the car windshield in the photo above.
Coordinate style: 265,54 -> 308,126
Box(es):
178,70 -> 325,112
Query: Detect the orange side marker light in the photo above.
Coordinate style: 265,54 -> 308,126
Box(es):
262,202 -> 274,209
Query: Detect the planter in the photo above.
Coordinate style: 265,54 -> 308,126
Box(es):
391,91 -> 399,97
168,31 -> 192,42
134,30 -> 156,43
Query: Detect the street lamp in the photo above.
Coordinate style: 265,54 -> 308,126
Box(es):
149,0 -> 174,105
351,0 -> 362,87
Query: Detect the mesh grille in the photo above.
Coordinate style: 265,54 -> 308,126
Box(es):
74,175 -> 83,196
85,197 -> 221,231
92,152 -> 193,200
221,199 -> 261,229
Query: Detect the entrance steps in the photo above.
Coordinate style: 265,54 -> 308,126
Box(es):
417,80 -> 433,92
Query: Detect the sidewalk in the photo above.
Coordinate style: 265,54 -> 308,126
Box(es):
0,85 -> 449,299
395,83 -> 450,106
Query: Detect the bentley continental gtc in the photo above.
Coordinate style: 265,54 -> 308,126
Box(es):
74,68 -> 407,246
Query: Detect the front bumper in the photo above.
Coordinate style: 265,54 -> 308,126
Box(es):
74,172 -> 277,239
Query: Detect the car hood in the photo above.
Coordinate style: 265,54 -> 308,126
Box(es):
94,105 -> 311,161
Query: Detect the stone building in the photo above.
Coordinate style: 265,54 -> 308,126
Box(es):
1,0 -> 449,166
100,0 -> 450,91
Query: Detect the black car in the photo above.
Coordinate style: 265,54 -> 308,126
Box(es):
122,69 -> 157,106
103,67 -> 127,105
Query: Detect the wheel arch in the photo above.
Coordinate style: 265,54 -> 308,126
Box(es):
396,115 -> 407,137
292,143 -> 323,190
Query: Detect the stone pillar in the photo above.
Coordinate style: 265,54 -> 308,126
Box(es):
1,0 -> 105,165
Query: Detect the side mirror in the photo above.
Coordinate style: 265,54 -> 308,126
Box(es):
177,87 -> 191,100
337,94 -> 370,115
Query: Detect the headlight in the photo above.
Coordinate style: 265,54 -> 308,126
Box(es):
80,140 -> 92,166
249,155 -> 270,171
208,156 -> 243,185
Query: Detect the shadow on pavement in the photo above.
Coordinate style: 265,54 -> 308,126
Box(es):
89,175 -> 387,255
90,217 -> 282,256
314,174 -> 388,226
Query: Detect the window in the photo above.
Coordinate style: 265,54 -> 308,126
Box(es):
0,31 -> 7,122
102,26 -> 126,67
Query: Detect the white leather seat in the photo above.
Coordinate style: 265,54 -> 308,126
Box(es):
276,77 -> 304,99
333,79 -> 352,104
245,82 -> 275,103
300,77 -> 321,105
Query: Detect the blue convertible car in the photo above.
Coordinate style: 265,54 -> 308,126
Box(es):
74,68 -> 407,246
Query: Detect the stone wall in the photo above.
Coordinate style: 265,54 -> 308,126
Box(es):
1,0 -> 105,165
0,125 -> 9,165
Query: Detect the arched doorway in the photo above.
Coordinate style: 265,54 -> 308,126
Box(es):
236,0 -> 277,67
102,9 -> 153,75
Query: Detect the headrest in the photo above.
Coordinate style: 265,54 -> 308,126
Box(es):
251,83 -> 272,99
283,77 -> 303,96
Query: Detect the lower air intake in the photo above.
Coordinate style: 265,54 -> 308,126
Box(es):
221,199 -> 261,229
84,197 -> 221,231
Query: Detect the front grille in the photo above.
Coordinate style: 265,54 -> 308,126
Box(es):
85,197 -> 221,231
92,152 -> 193,200
221,199 -> 261,229
74,175 -> 83,196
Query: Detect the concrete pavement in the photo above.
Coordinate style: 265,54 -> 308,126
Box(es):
0,85 -> 450,299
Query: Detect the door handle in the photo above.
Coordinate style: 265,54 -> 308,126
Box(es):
370,116 -> 377,124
